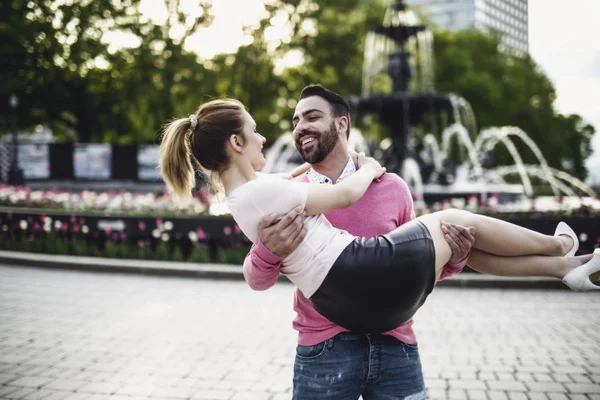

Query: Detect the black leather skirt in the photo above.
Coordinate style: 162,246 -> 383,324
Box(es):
310,221 -> 436,333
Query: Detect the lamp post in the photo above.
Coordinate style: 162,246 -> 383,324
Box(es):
8,95 -> 24,186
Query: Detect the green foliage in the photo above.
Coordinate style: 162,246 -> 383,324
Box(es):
432,29 -> 594,180
0,0 -> 594,180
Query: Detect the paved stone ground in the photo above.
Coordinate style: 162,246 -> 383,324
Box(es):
0,264 -> 599,400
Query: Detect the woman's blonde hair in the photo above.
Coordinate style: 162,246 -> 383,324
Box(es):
159,99 -> 245,205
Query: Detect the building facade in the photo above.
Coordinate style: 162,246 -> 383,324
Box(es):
405,0 -> 528,53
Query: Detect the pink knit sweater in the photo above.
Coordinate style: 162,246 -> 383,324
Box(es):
242,173 -> 467,346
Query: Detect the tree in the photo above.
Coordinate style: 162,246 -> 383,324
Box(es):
432,29 -> 594,180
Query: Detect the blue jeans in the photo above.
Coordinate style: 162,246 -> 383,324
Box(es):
293,333 -> 426,400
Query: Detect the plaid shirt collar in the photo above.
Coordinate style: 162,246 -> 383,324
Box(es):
306,158 -> 356,185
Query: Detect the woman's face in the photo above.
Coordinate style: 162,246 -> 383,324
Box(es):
241,111 -> 267,171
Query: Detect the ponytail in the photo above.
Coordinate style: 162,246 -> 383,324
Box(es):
159,118 -> 195,205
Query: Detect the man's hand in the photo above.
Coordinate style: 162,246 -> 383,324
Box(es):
257,206 -> 307,258
441,222 -> 476,264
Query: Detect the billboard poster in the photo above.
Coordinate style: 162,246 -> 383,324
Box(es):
73,144 -> 112,180
137,145 -> 161,181
18,143 -> 50,179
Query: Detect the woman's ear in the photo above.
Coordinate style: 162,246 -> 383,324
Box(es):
229,134 -> 244,153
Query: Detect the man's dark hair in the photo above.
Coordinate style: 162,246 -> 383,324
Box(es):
299,84 -> 351,138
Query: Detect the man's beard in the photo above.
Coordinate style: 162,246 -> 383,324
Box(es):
295,121 -> 339,164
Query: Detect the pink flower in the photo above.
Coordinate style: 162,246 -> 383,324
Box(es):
27,216 -> 33,223
79,218 -> 85,225
104,227 -> 112,235
138,221 -> 146,230
70,215 -> 77,223
234,225 -> 241,233
137,240 -> 145,248
72,225 -> 80,233
196,227 -> 207,240
224,226 -> 232,236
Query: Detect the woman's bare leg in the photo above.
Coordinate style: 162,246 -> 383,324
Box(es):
414,209 -> 575,277
464,249 -> 594,279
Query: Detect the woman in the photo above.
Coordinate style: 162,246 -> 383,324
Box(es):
159,99 -> 600,334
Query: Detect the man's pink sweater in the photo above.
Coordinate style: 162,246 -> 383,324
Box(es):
242,173 -> 466,346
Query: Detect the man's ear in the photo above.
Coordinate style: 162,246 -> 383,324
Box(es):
229,134 -> 244,153
337,116 -> 349,136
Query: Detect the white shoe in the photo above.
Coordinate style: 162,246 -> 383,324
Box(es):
562,248 -> 600,291
554,221 -> 579,257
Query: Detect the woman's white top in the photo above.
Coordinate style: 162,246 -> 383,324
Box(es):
227,175 -> 355,298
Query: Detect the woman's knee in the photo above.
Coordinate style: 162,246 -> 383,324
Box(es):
437,208 -> 474,225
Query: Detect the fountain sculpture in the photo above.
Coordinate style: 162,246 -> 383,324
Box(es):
263,0 -> 597,207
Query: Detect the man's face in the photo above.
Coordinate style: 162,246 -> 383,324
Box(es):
292,96 -> 340,164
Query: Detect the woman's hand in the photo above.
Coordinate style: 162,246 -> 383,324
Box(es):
357,152 -> 386,179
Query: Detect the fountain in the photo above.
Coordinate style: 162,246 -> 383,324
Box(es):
262,0 -> 597,208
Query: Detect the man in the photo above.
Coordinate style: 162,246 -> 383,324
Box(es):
243,84 -> 474,399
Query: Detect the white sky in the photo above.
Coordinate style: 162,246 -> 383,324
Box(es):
133,0 -> 600,184
528,0 -> 600,184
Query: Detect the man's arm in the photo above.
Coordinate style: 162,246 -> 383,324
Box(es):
242,206 -> 307,290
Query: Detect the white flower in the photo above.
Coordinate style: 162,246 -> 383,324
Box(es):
81,225 -> 89,234
163,221 -> 174,231
188,231 -> 198,242
54,220 -> 62,229
152,229 -> 161,238
161,233 -> 169,242
20,220 -> 28,230
1,225 -> 7,232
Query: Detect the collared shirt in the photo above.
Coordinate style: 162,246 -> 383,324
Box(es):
306,158 -> 356,185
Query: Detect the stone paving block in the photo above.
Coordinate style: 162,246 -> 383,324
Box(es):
41,378 -> 88,392
551,366 -> 589,374
527,394 -> 548,400
2,386 -> 38,399
21,388 -> 67,399
466,389 -> 487,400
0,385 -> 21,397
447,389 -> 468,399
270,394 -> 291,400
568,374 -> 594,384
506,392 -> 528,400
7,376 -> 53,389
534,373 -> 555,382
479,372 -> 496,381
77,381 -> 122,395
230,391 -> 268,400
426,379 -> 448,389
426,388 -> 448,400
564,383 -> 600,394
568,396 -> 589,400
526,382 -> 566,392
552,374 -> 575,383
448,380 -> 486,391
487,391 -> 509,400
189,389 -> 232,399
546,394 -> 569,400
487,380 -> 527,392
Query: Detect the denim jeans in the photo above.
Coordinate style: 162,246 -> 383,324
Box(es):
293,333 -> 426,400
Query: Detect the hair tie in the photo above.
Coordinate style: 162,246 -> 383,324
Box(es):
189,115 -> 198,130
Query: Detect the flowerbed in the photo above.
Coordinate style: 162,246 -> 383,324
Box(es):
0,185 -> 212,216
0,211 -> 252,265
